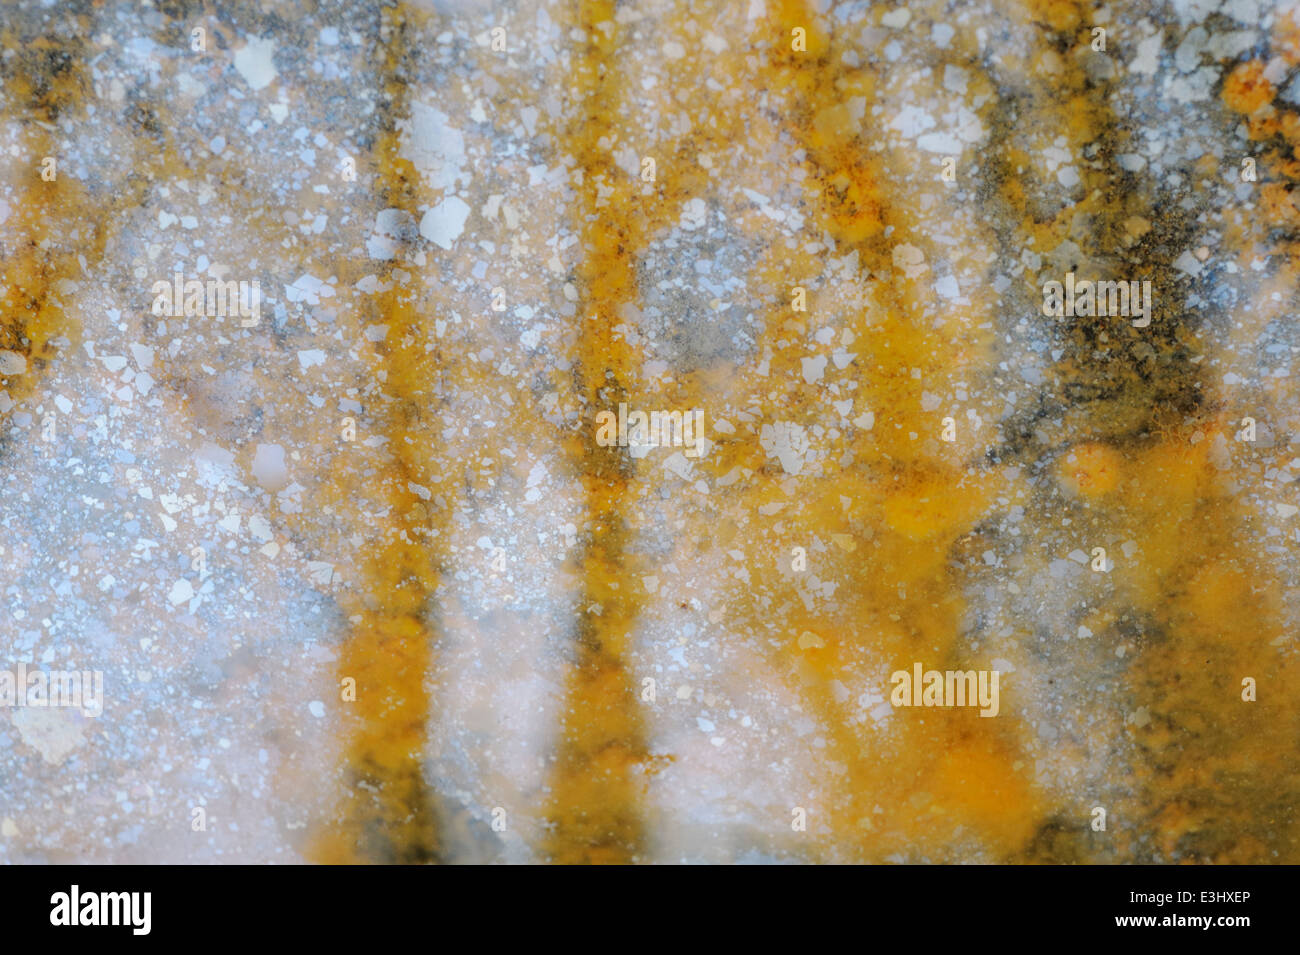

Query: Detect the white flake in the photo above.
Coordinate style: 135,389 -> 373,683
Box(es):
419,197 -> 471,249
168,579 -> 195,605
234,36 -> 278,91
400,102 -> 468,192
252,443 -> 288,491
760,421 -> 810,475
801,355 -> 827,384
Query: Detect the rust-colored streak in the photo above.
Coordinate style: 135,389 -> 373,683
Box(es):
539,0 -> 655,865
0,33 -> 95,416
308,4 -> 444,865
739,0 -> 1042,858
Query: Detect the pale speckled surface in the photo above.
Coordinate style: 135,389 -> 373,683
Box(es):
1,0 -> 1298,863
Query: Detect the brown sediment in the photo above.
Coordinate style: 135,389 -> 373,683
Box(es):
1112,23 -> 1300,863
984,1 -> 1300,862
1000,0 -> 1204,446
1117,434 -> 1300,862
975,0 -> 1179,862
308,4 -> 444,864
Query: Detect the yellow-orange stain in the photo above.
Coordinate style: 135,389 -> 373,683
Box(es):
1222,60 -> 1274,116
680,0 -> 1046,859
1057,443 -> 1124,498
309,4 -> 444,864
538,0 -> 656,865
0,33 -> 94,412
